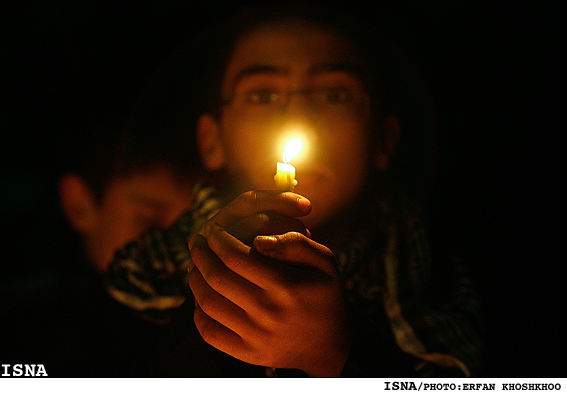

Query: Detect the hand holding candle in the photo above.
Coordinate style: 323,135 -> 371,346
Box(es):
274,138 -> 302,191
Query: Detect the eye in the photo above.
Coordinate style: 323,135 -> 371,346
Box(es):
245,89 -> 279,105
317,88 -> 355,104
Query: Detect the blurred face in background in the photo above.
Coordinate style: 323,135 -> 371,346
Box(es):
59,165 -> 193,272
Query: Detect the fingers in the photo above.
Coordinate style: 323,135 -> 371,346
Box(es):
189,261 -> 250,334
189,233 -> 264,309
197,219 -> 336,291
208,190 -> 311,231
189,234 -> 274,355
228,212 -> 309,245
194,303 -> 275,368
201,222 -> 286,289
193,302 -> 250,360
253,232 -> 338,277
193,190 -> 312,288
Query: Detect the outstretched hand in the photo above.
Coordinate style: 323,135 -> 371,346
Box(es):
188,190 -> 351,376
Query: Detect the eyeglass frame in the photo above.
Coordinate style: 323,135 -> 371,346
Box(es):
220,87 -> 370,110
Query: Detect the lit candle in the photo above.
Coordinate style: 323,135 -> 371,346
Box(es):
274,138 -> 302,191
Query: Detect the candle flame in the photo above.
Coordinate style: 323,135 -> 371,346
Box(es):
283,138 -> 302,163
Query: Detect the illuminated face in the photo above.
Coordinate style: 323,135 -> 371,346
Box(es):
62,167 -> 194,272
214,21 -> 373,229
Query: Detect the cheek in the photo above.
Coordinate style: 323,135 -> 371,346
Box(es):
225,114 -> 281,152
324,122 -> 371,203
326,117 -> 370,169
334,147 -> 368,197
222,119 -> 285,188
91,208 -> 141,270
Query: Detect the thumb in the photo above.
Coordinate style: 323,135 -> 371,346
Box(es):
253,232 -> 337,276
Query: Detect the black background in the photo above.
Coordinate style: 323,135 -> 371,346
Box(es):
1,0 -> 562,376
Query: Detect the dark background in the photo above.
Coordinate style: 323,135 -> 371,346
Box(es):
1,1 -> 562,376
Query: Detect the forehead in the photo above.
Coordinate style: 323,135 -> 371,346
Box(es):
109,168 -> 192,206
222,21 -> 364,91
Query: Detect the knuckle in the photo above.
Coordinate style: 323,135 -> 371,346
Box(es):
317,243 -> 334,259
224,254 -> 244,272
274,285 -> 297,306
205,266 -> 224,290
255,301 -> 285,333
196,291 -> 216,316
242,190 -> 259,209
187,264 -> 198,284
204,220 -> 216,238
255,213 -> 271,230
200,330 -> 219,348
204,220 -> 212,234
193,306 -> 207,329
195,314 -> 217,345
283,231 -> 307,244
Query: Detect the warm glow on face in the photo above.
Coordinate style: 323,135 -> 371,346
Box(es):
282,137 -> 303,163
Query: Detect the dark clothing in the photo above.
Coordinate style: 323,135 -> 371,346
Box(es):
151,294 -> 417,377
105,183 -> 482,377
2,184 -> 481,377
2,264 -> 164,377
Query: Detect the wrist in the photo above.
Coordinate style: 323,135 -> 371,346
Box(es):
303,326 -> 353,377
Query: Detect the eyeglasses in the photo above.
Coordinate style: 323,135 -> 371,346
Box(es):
221,87 -> 369,114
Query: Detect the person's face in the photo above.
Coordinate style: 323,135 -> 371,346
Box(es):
61,167 -> 193,272
205,22 -> 374,229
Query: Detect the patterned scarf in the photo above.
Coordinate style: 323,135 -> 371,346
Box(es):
104,182 -> 481,376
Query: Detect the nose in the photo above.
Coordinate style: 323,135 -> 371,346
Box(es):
282,89 -> 312,114
279,91 -> 324,134
275,93 -> 322,165
275,123 -> 318,167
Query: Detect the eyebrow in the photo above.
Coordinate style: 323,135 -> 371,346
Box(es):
228,65 -> 288,95
308,62 -> 364,79
228,62 -> 364,93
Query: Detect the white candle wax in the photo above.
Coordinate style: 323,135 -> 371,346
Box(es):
274,137 -> 302,191
274,162 -> 297,191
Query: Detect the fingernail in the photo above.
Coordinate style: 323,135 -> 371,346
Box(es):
255,235 -> 278,251
297,197 -> 311,213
